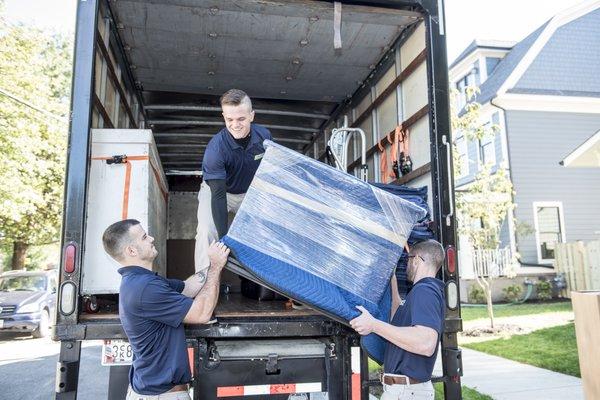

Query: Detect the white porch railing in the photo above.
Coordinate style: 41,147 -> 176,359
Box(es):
459,245 -> 516,279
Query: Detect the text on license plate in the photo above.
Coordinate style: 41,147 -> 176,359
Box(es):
102,339 -> 133,366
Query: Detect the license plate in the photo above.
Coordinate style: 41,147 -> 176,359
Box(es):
102,339 -> 133,366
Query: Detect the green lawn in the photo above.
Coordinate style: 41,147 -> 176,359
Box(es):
368,360 -> 492,399
434,383 -> 493,400
463,323 -> 580,377
460,300 -> 572,321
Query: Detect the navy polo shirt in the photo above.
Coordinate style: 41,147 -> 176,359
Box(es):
202,123 -> 272,194
383,277 -> 445,382
118,266 -> 193,395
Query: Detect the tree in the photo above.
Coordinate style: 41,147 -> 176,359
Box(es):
0,11 -> 72,270
451,87 -> 517,328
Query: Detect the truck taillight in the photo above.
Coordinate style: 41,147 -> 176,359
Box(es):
446,245 -> 456,275
60,282 -> 76,316
446,280 -> 458,310
64,243 -> 77,273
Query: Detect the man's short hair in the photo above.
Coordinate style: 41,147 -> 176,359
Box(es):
102,219 -> 140,261
412,239 -> 445,272
220,89 -> 252,110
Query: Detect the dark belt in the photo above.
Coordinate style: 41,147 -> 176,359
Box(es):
167,384 -> 189,393
381,374 -> 421,385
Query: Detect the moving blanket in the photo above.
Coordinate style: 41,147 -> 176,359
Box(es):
222,141 -> 426,361
372,184 -> 435,298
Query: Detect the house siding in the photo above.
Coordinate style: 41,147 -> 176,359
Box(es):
505,110 -> 600,264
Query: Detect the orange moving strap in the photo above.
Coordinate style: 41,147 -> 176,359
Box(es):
400,128 -> 410,154
91,155 -> 168,220
122,161 -> 132,219
378,141 -> 388,184
389,126 -> 402,180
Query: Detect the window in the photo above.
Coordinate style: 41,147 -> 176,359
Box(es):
486,57 -> 502,76
479,115 -> 498,166
534,202 -> 565,263
455,135 -> 469,178
455,63 -> 480,109
479,134 -> 495,166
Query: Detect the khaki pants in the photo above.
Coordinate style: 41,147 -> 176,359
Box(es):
380,378 -> 434,400
126,386 -> 191,400
194,182 -> 245,272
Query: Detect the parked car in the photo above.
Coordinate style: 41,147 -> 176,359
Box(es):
0,270 -> 57,338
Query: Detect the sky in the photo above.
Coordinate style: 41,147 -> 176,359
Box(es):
1,0 -> 587,62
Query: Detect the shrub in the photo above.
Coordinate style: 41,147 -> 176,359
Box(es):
503,284 -> 523,303
536,280 -> 553,301
468,285 -> 486,304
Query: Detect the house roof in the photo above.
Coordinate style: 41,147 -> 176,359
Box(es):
466,0 -> 600,107
510,8 -> 600,98
475,23 -> 548,106
449,39 -> 515,70
561,129 -> 600,167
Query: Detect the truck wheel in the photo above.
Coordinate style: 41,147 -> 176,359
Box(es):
84,296 -> 99,313
32,309 -> 50,339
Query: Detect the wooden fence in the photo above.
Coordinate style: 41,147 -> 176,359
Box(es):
555,240 -> 600,298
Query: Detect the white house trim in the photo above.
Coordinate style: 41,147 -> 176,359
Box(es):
561,129 -> 600,167
532,201 -> 567,265
493,93 -> 600,114
450,48 -> 513,82
496,0 -> 600,97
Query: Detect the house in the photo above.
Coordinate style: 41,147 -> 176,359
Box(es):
449,1 -> 600,297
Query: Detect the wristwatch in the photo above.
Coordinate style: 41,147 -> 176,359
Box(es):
195,270 -> 207,284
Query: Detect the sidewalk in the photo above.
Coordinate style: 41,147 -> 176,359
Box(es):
435,348 -> 584,400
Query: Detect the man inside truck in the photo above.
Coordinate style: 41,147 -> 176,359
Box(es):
102,219 -> 230,399
194,89 -> 272,275
350,239 -> 445,400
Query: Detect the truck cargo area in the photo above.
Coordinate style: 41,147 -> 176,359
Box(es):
56,0 -> 461,399
80,0 -> 428,320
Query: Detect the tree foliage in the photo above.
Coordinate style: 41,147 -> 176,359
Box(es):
451,87 -> 517,328
451,87 -> 514,251
0,9 -> 72,268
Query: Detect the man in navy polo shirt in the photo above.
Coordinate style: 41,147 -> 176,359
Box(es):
194,89 -> 272,274
350,240 -> 446,400
102,219 -> 230,399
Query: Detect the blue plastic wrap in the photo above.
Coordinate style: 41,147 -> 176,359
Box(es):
226,141 -> 426,305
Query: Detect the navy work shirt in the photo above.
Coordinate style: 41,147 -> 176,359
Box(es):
202,123 -> 272,194
118,266 -> 193,395
383,277 -> 445,382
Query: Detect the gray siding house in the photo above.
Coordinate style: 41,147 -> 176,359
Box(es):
450,1 -> 600,276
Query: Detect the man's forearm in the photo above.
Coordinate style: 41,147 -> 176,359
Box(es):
182,273 -> 205,298
191,266 -> 222,321
207,179 -> 228,238
372,321 -> 437,357
390,274 -> 401,317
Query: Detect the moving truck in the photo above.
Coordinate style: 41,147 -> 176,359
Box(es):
54,1 -> 462,399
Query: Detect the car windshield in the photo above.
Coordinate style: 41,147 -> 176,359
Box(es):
0,276 -> 47,292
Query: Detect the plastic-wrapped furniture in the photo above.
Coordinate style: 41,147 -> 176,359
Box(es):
223,141 -> 426,361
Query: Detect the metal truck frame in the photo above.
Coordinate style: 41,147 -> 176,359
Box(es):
54,1 -> 462,399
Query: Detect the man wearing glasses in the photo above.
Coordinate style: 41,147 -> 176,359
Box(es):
350,239 -> 446,399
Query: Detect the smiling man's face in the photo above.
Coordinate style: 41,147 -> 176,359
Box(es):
222,102 -> 254,139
